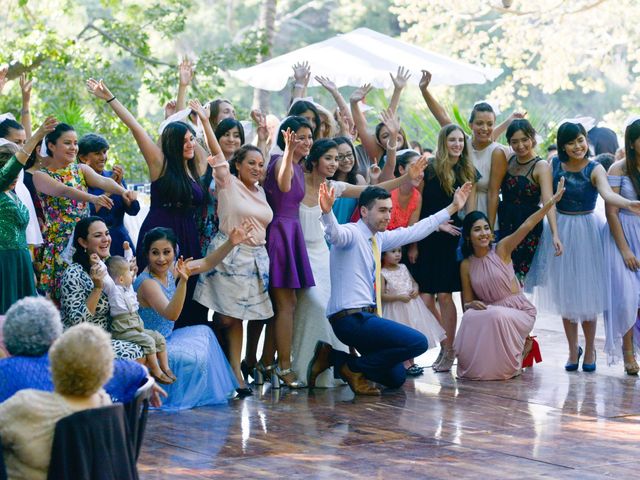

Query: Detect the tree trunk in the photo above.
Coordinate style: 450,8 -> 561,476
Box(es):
252,0 -> 278,112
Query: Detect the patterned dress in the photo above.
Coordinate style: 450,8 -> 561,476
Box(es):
498,156 -> 543,280
37,163 -> 89,300
60,263 -> 143,360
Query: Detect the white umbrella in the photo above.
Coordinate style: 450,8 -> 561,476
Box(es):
229,28 -> 502,91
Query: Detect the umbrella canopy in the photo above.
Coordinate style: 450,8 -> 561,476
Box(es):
229,28 -> 502,91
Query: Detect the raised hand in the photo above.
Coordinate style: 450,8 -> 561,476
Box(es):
164,100 -> 177,119
188,98 -> 207,119
551,176 -> 565,204
318,181 -> 335,214
350,83 -> 372,104
90,261 -> 106,288
206,152 -> 225,168
251,109 -> 269,142
19,73 -> 32,103
452,182 -> 473,211
369,160 -> 382,184
314,75 -> 337,92
86,78 -> 114,101
418,70 -> 432,92
0,65 -> 7,94
91,194 -> 114,210
33,116 -> 58,140
111,165 -> 124,184
408,154 -> 429,181
282,127 -> 302,152
229,221 -> 255,245
175,256 -> 191,281
390,66 -> 411,90
438,220 -> 462,237
292,61 -> 311,85
178,57 -> 195,86
89,253 -> 101,266
380,108 -> 400,137
509,111 -> 527,120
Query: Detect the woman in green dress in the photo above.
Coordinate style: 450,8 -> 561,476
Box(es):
0,117 -> 57,313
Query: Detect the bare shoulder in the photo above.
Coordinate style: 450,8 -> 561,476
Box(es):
608,160 -> 626,176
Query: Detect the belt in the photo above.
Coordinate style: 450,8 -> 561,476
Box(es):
328,306 -> 377,323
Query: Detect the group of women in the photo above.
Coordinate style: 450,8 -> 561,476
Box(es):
1,59 -> 640,414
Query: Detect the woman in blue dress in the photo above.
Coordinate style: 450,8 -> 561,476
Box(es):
134,226 -> 249,408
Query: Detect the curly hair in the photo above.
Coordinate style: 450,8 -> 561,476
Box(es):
3,297 -> 62,356
49,324 -> 114,396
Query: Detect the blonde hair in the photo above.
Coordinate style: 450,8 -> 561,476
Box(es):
315,103 -> 337,138
49,324 -> 114,396
433,124 -> 476,196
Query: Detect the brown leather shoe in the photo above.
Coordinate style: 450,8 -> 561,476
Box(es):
339,364 -> 381,395
307,341 -> 333,388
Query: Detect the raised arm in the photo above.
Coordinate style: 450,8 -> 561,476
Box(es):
251,109 -> 270,156
190,98 -> 222,157
86,78 -> 164,180
33,170 -> 114,210
350,84 -> 383,161
492,111 -> 526,142
418,70 -> 451,127
318,182 -> 356,247
19,74 -> 32,138
388,66 -> 411,115
535,160 -> 563,256
137,262 -> 188,322
496,177 -> 565,261
275,128 -> 300,193
176,57 -> 194,112
487,147 -> 507,230
378,108 -> 399,182
315,76 -> 354,132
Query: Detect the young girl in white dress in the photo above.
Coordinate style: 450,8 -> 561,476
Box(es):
381,247 -> 446,375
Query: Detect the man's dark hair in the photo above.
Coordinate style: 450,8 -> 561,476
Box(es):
358,186 -> 391,210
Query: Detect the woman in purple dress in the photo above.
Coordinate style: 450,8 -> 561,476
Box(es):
261,116 -> 314,388
86,79 -> 219,328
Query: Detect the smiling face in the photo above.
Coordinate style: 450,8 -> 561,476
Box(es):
182,130 -> 196,161
78,221 -> 111,259
147,239 -> 175,277
219,127 -> 242,157
468,218 -> 492,252
336,143 -> 355,174
294,127 -> 313,159
215,101 -> 236,125
470,111 -> 495,145
236,150 -> 265,187
563,134 -> 589,161
508,130 -> 535,159
48,131 -> 78,164
361,197 -> 393,232
446,128 -> 465,160
299,109 -> 317,132
315,147 -> 339,178
81,148 -> 109,174
377,125 -> 404,149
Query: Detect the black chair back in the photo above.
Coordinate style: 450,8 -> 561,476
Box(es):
47,403 -> 138,480
124,375 -> 154,460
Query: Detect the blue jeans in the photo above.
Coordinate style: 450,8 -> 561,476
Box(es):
329,311 -> 428,389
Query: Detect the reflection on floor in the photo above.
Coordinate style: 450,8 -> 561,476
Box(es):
138,327 -> 640,479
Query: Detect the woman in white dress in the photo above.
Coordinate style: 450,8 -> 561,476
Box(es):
292,135 -> 428,387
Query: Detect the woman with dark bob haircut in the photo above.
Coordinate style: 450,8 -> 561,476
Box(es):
86,79 -> 222,329
454,180 -> 564,380
526,121 -> 640,373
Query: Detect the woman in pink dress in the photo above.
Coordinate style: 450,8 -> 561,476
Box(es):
454,178 -> 565,380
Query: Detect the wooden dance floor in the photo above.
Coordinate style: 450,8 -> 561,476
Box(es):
138,326 -> 640,479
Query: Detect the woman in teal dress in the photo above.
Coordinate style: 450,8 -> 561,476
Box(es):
134,226 -> 250,409
0,118 -> 56,313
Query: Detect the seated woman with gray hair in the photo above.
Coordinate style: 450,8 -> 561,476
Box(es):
0,323 -> 113,480
0,296 -> 147,404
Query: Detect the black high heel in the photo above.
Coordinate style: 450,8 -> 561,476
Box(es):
240,360 -> 252,383
235,387 -> 253,398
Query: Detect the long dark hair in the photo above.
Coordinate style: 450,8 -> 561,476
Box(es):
374,122 -> 409,151
45,123 -> 75,156
461,211 -> 492,258
330,136 -> 359,185
625,119 -> 640,196
394,150 -> 420,178
276,116 -> 313,151
156,121 -> 200,209
72,216 -> 107,273
305,139 -> 338,172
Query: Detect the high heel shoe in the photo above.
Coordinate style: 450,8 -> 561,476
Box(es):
434,348 -> 455,373
252,361 -> 269,385
241,360 -> 252,384
582,350 -> 596,372
235,387 -> 253,398
272,366 -> 307,389
623,349 -> 639,376
432,348 -> 445,370
565,346 -> 583,371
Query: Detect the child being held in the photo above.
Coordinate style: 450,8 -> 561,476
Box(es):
381,248 -> 446,376
91,249 -> 175,385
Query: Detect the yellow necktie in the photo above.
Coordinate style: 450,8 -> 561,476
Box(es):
371,235 -> 382,317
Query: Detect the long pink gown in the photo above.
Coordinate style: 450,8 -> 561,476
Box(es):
454,248 -> 536,380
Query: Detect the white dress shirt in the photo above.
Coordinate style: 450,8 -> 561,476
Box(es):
320,208 -> 450,316
98,260 -> 139,316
